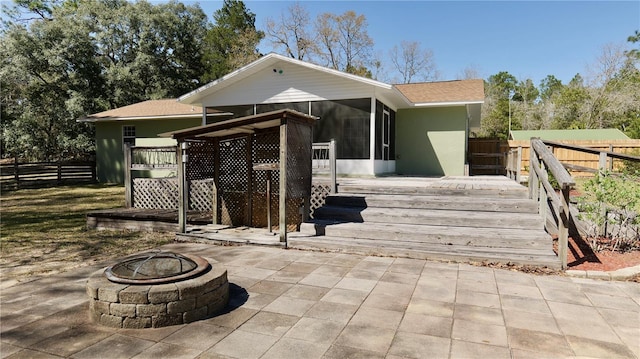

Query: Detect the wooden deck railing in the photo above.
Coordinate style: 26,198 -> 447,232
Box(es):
505,146 -> 522,183
312,140 -> 336,193
527,138 -> 640,269
529,139 -> 575,269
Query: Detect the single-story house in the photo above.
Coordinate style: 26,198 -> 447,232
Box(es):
81,53 -> 484,183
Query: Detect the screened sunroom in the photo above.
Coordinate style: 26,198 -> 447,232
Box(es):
203,98 -> 397,175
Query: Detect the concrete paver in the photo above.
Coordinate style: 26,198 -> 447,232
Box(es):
1,243 -> 639,359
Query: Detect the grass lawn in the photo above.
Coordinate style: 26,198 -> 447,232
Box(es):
1,184 -> 174,282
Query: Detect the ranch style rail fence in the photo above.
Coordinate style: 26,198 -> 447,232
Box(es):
0,159 -> 96,191
518,138 -> 640,269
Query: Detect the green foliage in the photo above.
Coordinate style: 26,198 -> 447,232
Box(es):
202,0 -> 264,82
479,30 -> 640,138
621,149 -> 640,174
539,75 -> 563,100
578,171 -> 640,251
1,0 -> 211,161
479,71 -> 517,139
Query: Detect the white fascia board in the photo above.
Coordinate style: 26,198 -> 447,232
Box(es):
411,100 -> 484,108
178,53 -> 394,106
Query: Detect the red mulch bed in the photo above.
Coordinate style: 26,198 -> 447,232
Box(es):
562,236 -> 640,272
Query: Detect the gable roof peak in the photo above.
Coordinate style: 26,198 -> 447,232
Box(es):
178,53 -> 392,105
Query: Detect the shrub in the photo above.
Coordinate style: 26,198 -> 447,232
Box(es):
578,171 -> 640,252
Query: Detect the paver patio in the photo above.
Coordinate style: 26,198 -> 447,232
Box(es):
1,243 -> 638,359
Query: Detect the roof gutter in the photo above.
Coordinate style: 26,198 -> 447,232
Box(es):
77,113 -> 226,123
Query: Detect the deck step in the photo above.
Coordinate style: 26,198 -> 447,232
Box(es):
299,222 -> 551,250
324,193 -> 538,213
312,206 -> 544,230
336,185 -> 529,199
287,234 -> 561,269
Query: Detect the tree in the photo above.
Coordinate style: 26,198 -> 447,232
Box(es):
1,0 -> 210,161
552,74 -> 590,129
313,10 -> 373,76
389,40 -> 439,83
626,30 -> 640,60
203,0 -> 263,82
265,2 -> 313,60
456,65 -> 482,80
539,75 -> 563,101
480,71 -> 517,138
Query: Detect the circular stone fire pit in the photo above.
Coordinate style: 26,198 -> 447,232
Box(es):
87,252 -> 228,329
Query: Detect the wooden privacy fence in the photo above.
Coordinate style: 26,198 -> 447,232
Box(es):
508,139 -> 640,177
0,159 -> 96,190
467,138 -> 509,175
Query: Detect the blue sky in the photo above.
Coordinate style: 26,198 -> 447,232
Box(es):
194,0 -> 639,85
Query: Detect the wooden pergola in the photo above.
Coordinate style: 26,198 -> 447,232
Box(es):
162,109 -> 317,245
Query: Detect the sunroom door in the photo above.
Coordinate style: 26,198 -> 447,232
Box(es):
383,109 -> 390,161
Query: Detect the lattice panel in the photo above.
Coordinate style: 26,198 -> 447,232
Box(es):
218,137 -> 249,226
310,183 -> 331,219
285,121 -> 313,228
251,129 -> 280,227
189,179 -> 213,211
187,141 -> 216,180
132,178 -> 179,209
286,122 -> 312,199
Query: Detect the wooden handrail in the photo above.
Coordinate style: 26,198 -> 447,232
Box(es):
531,139 -> 575,189
529,138 -> 576,269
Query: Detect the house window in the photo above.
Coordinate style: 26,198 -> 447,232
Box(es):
123,125 -> 136,147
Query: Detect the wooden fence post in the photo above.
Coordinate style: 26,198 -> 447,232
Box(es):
13,157 -> 20,190
516,146 -> 522,183
124,144 -> 133,208
608,144 -> 614,171
598,151 -> 608,237
57,162 -> 62,185
91,160 -> 97,183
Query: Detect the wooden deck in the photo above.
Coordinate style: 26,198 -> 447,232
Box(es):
87,208 -> 212,232
88,176 -> 561,268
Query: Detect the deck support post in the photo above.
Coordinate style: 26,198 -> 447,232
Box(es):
279,121 -> 288,245
330,139 -> 337,193
124,143 -> 133,208
212,138 -> 220,225
528,139 -> 538,202
178,142 -> 188,234
559,187 -> 570,270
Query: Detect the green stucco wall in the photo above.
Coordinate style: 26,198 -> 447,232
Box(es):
395,107 -> 467,176
95,118 -> 201,183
